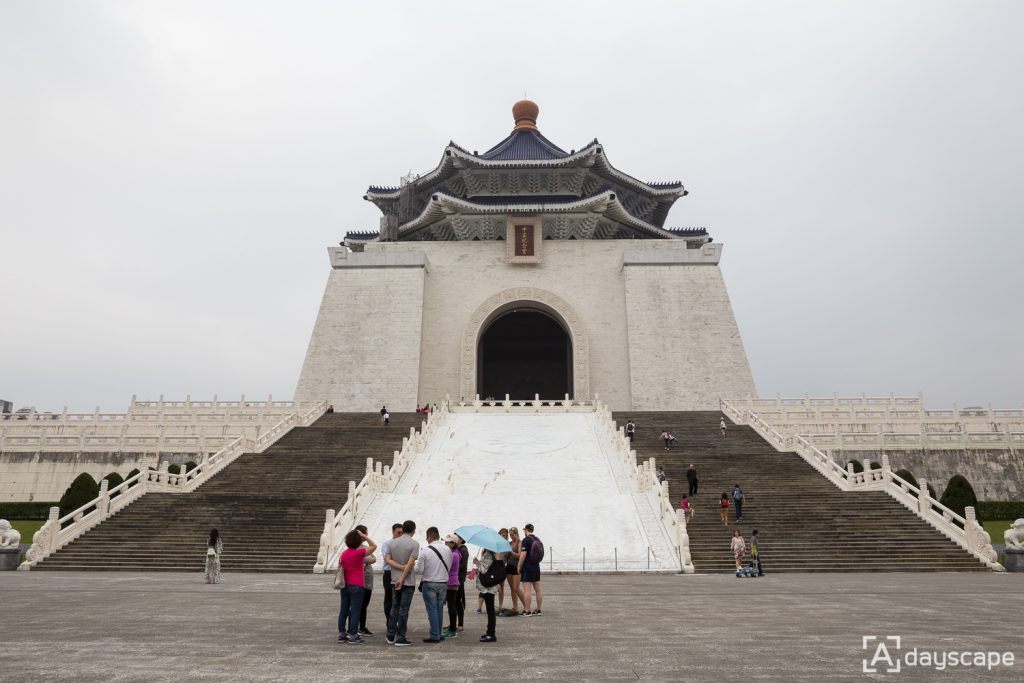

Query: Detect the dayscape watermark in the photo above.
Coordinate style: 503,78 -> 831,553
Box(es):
862,636 -> 1016,674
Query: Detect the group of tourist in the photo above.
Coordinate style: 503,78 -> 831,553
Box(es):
731,529 -> 763,575
335,520 -> 545,646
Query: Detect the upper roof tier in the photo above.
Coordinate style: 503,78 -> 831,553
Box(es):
362,101 -> 696,242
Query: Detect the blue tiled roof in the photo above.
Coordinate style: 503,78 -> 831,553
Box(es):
480,129 -> 569,161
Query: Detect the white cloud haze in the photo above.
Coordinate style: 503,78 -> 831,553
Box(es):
1,1 -> 1022,412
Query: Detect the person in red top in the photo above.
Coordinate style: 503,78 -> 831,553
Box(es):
338,529 -> 377,644
720,493 -> 730,527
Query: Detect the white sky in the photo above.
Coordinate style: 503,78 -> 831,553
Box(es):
2,1 -> 1022,412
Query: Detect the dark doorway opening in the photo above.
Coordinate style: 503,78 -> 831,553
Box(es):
478,309 -> 572,400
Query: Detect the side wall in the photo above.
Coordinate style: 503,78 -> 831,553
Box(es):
623,244 -> 757,410
0,451 -> 196,502
294,250 -> 426,411
837,449 -> 1024,501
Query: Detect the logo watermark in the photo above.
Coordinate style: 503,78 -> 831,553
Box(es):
862,636 -> 1015,674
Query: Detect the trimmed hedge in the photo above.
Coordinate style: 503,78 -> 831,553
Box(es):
102,472 -> 125,498
940,475 -> 980,521
978,501 -> 1024,520
167,464 -> 181,475
847,459 -> 864,473
58,473 -> 100,517
0,501 -> 59,520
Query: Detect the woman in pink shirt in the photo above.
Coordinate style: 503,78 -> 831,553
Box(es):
337,529 -> 377,644
442,535 -> 462,639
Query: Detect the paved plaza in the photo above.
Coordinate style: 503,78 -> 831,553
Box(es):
2,571 -> 1022,681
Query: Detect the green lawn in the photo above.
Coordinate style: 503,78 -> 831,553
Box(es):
9,519 -> 44,543
983,520 -> 1012,543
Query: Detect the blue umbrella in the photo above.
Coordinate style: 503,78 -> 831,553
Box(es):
454,524 -> 512,553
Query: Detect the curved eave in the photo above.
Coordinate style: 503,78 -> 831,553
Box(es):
398,191 -> 678,240
365,140 -> 688,208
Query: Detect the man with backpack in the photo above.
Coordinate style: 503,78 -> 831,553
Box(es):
518,523 -> 544,616
732,483 -> 745,522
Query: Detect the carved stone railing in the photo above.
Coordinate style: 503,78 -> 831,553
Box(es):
18,401 -> 328,570
720,399 -> 1003,571
723,393 -> 1024,451
594,403 -> 694,574
313,401 -> 449,573
451,393 -> 599,413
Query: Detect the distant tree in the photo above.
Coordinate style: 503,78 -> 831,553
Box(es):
102,472 -> 125,498
847,459 -> 864,473
940,475 -> 980,521
59,473 -> 100,517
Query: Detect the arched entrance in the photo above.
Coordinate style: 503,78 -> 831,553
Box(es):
477,309 -> 572,400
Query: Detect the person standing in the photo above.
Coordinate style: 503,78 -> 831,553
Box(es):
354,525 -> 375,637
519,523 -> 543,616
732,484 -> 745,522
414,526 -> 452,643
474,546 -> 502,642
686,464 -> 699,496
204,528 -> 222,584
720,416 -> 728,437
503,527 -> 526,617
386,520 -> 420,647
626,419 -> 636,443
656,466 -> 667,485
456,535 -> 469,632
381,523 -> 403,621
442,535 -> 462,639
751,529 -> 764,576
731,530 -> 746,573
379,405 -> 388,424
338,529 -> 377,644
383,410 -> 390,426
720,493 -> 730,527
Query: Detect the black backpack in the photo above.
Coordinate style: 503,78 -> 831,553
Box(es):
479,556 -> 507,587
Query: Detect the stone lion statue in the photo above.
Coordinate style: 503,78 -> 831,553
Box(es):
1004,519 -> 1024,550
0,520 -> 21,548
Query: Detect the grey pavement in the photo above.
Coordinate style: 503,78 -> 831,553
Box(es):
1,571 -> 1022,681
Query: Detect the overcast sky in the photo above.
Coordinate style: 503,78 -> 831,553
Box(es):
2,1 -> 1022,413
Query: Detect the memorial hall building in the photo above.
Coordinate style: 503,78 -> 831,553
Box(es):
295,101 -> 757,412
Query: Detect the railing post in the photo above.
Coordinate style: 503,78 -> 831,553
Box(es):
918,478 -> 930,516
98,480 -> 110,516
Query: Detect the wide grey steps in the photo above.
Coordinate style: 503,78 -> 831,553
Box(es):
36,412 -> 418,572
616,410 -> 989,573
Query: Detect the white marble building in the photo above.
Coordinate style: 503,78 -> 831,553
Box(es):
295,102 -> 756,411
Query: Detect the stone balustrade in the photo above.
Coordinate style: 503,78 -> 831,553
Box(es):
721,399 -> 1003,570
17,402 -> 328,570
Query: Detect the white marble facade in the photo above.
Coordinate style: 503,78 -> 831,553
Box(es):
295,238 -> 757,411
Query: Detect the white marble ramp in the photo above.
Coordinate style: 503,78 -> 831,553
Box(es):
359,412 -> 679,572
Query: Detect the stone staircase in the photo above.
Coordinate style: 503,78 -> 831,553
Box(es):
35,412 -> 423,572
614,411 -> 989,573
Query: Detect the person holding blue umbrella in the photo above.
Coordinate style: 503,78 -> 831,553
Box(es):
455,524 -> 510,643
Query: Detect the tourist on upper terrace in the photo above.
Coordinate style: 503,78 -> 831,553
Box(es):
383,410 -> 390,426
385,520 -> 420,646
354,525 -> 375,637
204,528 -> 222,584
337,528 -> 377,644
626,419 -> 636,442
519,523 -> 544,616
731,530 -> 746,572
381,523 -> 403,621
380,405 -> 388,424
720,416 -> 728,437
732,484 -> 745,522
687,464 -> 699,496
502,527 -> 526,617
442,535 -> 462,639
720,494 -> 730,527
660,429 -> 676,450
414,526 -> 452,643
